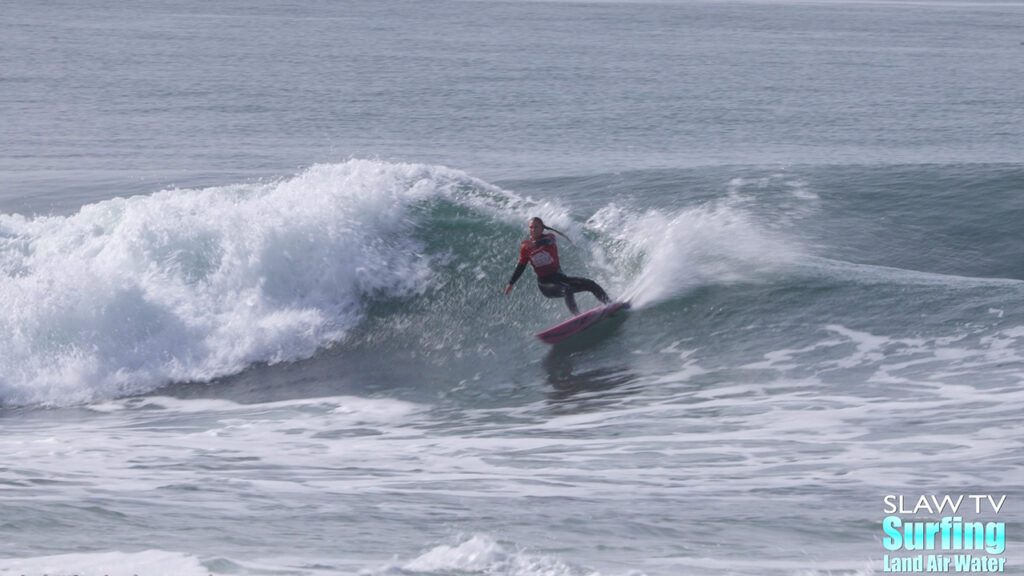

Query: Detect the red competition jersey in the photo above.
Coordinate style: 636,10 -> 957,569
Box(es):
518,233 -> 562,277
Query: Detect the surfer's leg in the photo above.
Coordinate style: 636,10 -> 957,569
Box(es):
563,292 -> 580,316
565,276 -> 611,305
537,275 -> 580,315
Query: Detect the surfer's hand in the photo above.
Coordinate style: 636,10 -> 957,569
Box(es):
504,283 -> 513,295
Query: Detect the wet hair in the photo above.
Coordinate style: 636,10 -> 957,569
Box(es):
530,217 -> 572,243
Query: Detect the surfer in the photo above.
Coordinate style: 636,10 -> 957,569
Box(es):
504,217 -> 611,316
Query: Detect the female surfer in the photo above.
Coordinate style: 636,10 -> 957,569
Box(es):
503,217 -> 611,316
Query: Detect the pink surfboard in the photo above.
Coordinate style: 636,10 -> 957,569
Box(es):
535,301 -> 631,344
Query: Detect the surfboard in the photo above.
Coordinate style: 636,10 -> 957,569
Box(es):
535,301 -> 630,344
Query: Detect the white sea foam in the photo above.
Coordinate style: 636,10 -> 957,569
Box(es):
0,550 -> 209,576
397,534 -> 606,576
586,200 -> 803,307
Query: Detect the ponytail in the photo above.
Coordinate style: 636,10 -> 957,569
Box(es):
530,217 -> 574,244
544,225 -> 573,244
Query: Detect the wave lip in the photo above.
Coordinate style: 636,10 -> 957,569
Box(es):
0,160 -> 491,408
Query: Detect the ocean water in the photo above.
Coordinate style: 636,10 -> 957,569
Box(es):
2,1 -> 1023,575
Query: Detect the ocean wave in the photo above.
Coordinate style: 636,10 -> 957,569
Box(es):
0,549 -> 210,576
0,160 -> 532,407
0,159 -> 826,408
20,160 -> 1013,408
393,534 -> 624,576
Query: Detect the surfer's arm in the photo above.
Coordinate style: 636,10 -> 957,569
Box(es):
505,262 -> 527,294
